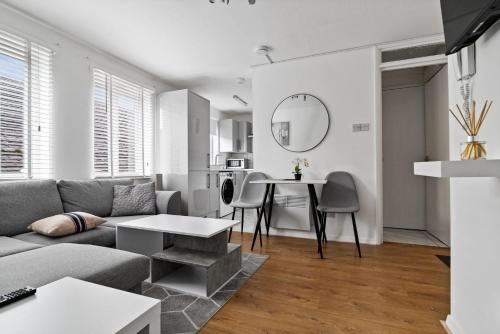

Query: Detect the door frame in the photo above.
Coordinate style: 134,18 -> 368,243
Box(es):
373,34 -> 448,244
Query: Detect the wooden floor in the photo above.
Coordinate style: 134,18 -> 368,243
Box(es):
201,233 -> 450,334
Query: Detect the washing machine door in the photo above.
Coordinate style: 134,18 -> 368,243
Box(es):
221,178 -> 234,205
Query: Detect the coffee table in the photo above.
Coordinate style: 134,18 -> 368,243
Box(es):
0,277 -> 160,334
116,215 -> 241,298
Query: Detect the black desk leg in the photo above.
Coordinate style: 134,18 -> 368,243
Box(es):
266,184 -> 276,237
252,184 -> 270,250
307,184 -> 324,259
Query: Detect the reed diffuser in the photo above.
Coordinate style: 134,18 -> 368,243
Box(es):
449,100 -> 493,160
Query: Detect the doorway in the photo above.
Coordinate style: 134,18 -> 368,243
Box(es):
382,64 -> 450,247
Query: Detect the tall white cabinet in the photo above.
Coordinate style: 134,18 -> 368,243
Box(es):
157,89 -> 215,217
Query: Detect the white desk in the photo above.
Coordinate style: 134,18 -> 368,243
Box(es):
0,277 -> 160,334
250,179 -> 327,258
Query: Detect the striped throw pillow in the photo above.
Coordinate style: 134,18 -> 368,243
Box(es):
28,212 -> 106,237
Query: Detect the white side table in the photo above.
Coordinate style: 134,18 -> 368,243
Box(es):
0,277 -> 160,334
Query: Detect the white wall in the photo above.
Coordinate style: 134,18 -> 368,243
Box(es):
0,3 -> 174,180
446,25 -> 500,334
424,66 -> 450,245
252,47 -> 378,244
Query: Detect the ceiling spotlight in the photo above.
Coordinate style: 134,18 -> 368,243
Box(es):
233,95 -> 248,106
209,0 -> 255,4
254,45 -> 274,64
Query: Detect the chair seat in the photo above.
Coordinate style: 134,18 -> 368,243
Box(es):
317,204 -> 359,213
230,200 -> 262,209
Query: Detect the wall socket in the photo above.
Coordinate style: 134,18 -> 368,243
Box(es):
352,123 -> 369,132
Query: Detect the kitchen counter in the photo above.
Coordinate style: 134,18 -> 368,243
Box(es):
216,169 -> 255,172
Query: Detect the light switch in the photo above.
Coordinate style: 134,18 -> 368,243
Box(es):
361,123 -> 370,131
352,124 -> 362,132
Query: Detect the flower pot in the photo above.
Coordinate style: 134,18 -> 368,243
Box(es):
294,173 -> 302,181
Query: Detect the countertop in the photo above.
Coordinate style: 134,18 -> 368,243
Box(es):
214,169 -> 255,172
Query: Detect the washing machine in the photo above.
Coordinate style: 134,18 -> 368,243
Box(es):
219,171 -> 235,217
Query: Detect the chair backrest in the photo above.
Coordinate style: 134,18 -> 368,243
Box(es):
236,172 -> 268,204
319,171 -> 360,212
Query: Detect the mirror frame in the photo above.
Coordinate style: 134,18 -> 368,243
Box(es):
270,93 -> 330,153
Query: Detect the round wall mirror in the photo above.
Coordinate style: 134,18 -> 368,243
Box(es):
271,94 -> 330,152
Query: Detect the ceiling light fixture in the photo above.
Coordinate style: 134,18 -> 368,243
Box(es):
233,95 -> 248,106
209,0 -> 256,4
254,45 -> 274,64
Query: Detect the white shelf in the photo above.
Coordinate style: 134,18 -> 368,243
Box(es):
414,160 -> 500,178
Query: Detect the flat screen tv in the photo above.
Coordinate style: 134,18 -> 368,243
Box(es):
440,0 -> 500,54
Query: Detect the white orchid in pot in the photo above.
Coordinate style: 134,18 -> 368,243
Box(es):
292,158 -> 309,181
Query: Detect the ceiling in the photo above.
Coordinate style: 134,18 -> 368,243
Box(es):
2,0 -> 443,112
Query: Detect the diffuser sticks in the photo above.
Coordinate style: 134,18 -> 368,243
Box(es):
449,100 -> 493,160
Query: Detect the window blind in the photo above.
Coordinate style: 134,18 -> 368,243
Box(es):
0,29 -> 53,179
92,69 -> 153,178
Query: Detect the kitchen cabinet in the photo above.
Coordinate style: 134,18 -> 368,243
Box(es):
238,121 -> 253,153
208,171 -> 220,218
219,119 -> 239,153
219,119 -> 253,153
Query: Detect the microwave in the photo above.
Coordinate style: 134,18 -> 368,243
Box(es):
226,158 -> 248,169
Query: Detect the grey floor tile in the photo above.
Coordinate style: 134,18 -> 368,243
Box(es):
162,294 -> 198,312
141,281 -> 153,292
234,271 -> 249,279
161,312 -> 197,334
185,298 -> 219,328
144,252 -> 267,334
165,288 -> 183,296
242,260 -> 260,275
144,286 -> 168,300
249,254 -> 268,265
211,291 -> 234,306
220,277 -> 247,291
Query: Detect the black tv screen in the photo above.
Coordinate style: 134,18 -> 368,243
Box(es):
440,0 -> 500,54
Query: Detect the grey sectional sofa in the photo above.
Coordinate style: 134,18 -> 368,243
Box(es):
0,178 -> 181,295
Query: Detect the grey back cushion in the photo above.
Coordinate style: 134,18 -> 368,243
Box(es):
57,179 -> 133,217
0,180 -> 64,236
111,182 -> 156,216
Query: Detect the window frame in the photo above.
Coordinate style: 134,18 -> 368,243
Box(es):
91,67 -> 155,179
0,28 -> 53,180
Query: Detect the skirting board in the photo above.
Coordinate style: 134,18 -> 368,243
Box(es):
445,315 -> 464,334
236,224 -> 378,245
441,321 -> 452,334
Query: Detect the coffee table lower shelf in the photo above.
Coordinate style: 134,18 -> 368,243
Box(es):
151,243 -> 241,298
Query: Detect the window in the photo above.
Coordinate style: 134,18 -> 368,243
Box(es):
92,69 -> 153,178
0,29 -> 53,179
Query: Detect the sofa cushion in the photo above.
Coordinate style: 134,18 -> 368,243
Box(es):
102,215 -> 153,229
111,182 -> 156,216
0,179 -> 64,236
0,237 -> 42,257
57,179 -> 133,217
0,243 -> 150,295
29,212 -> 106,237
13,226 -> 116,247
